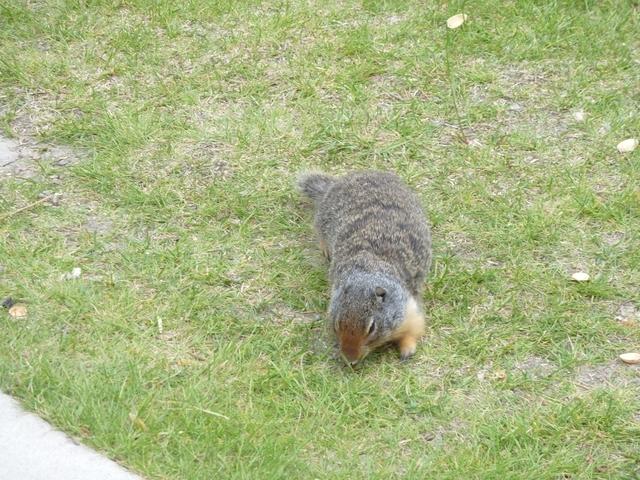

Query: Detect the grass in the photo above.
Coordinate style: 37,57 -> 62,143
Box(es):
1,0 -> 639,478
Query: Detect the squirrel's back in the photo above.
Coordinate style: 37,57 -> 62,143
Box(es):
298,170 -> 431,297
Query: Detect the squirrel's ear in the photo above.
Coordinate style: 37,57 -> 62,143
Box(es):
374,287 -> 386,302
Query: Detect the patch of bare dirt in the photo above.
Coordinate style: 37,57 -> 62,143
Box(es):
442,230 -> 481,265
615,305 -> 640,327
84,214 -> 114,236
267,304 -> 322,325
0,136 -> 20,173
189,96 -> 247,131
440,63 -> 584,149
514,356 -> 555,379
602,231 -> 625,247
575,360 -> 640,390
0,135 -> 47,180
599,300 -> 640,326
151,329 -> 208,369
1,96 -> 86,181
174,140 -> 234,181
615,302 -> 639,322
399,418 -> 468,453
55,197 -> 114,235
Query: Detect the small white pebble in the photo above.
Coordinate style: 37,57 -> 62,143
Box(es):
617,138 -> 638,153
571,272 -> 590,282
598,122 -> 611,135
573,110 -> 586,122
446,13 -> 467,29
60,267 -> 82,281
619,352 -> 640,365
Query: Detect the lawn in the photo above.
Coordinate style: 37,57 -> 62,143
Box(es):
1,0 -> 639,478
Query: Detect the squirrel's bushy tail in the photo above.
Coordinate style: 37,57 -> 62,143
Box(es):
297,171 -> 335,204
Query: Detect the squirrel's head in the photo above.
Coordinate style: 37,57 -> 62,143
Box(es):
329,273 -> 408,366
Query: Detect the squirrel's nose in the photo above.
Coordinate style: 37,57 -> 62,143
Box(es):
339,335 -> 363,366
340,352 -> 360,366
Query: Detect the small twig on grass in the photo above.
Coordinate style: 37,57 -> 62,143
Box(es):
163,399 -> 229,419
191,407 -> 230,420
0,195 -> 52,223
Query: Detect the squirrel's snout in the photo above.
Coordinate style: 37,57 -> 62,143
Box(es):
339,333 -> 366,366
343,356 -> 359,367
340,348 -> 361,365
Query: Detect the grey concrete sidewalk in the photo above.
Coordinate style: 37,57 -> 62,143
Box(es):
0,392 -> 142,480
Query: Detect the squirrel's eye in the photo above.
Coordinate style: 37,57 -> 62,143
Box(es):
367,321 -> 376,336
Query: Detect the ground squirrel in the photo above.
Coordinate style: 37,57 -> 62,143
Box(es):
298,170 -> 432,365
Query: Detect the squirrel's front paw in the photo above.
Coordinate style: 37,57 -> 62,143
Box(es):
398,335 -> 418,361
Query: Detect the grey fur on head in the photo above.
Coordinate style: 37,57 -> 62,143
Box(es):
328,270 -> 409,339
